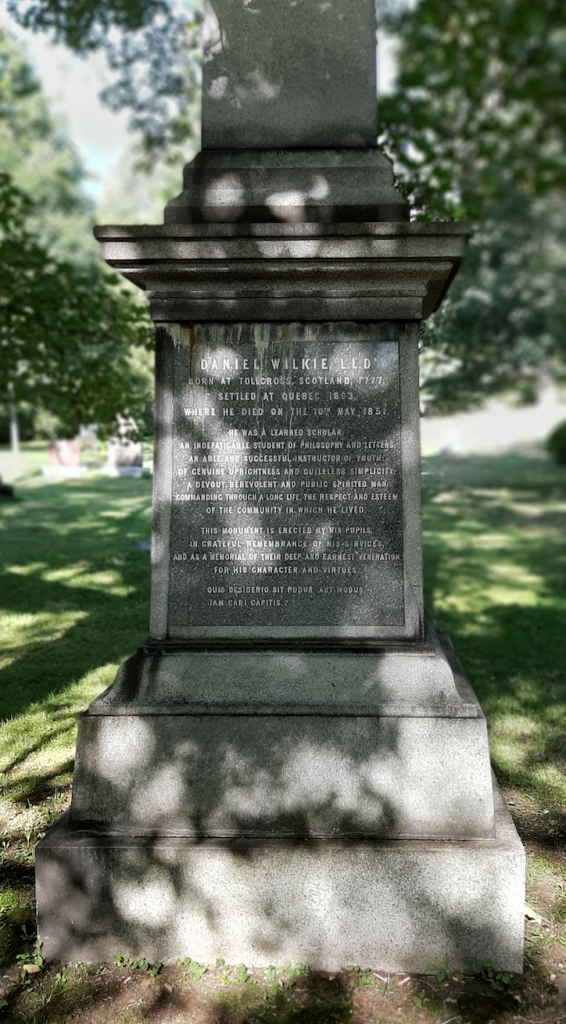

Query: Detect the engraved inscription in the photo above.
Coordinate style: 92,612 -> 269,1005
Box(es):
168,325 -> 404,632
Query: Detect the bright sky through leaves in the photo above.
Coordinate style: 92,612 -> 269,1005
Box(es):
1,14 -> 131,198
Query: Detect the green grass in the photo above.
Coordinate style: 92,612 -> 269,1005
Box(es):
422,452 -> 566,819
1,443 -> 566,1022
0,444 -> 153,962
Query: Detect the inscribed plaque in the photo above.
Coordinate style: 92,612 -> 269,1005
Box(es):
166,323 -> 406,638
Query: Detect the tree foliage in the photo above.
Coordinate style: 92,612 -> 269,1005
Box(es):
100,9 -> 201,167
0,170 -> 153,436
420,192 -> 566,412
0,28 -> 153,437
6,0 -> 202,167
0,27 -> 94,259
377,0 -> 566,411
6,0 -> 165,52
379,0 -> 566,220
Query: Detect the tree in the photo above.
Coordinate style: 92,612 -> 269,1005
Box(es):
377,0 -> 566,411
0,27 -> 95,260
6,0 -> 202,169
0,28 -> 153,444
419,191 -> 566,413
378,0 -> 566,221
0,171 -> 153,441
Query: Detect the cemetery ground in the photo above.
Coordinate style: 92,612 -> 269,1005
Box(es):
0,442 -> 566,1024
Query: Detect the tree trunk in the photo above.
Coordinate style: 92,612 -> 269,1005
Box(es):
7,383 -> 19,454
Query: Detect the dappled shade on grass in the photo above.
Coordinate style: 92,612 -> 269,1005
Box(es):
422,453 -> 566,824
0,474 -> 152,718
0,463 -> 152,964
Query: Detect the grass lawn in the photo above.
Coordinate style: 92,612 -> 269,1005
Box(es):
1,443 -> 566,1023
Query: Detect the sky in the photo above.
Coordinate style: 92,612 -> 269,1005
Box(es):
3,16 -> 132,198
2,11 -> 398,202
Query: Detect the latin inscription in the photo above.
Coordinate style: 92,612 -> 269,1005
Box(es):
168,327 -> 404,632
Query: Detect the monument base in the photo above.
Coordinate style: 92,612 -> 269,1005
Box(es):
36,777 -> 524,972
66,627 -> 496,841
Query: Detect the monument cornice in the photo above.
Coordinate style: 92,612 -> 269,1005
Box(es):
94,220 -> 470,322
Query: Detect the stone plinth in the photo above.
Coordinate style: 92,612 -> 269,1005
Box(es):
36,776 -> 524,973
36,199 -> 525,966
68,630 -> 495,841
95,150 -> 466,325
163,150 -> 409,223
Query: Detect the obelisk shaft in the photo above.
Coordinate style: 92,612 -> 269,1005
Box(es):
202,0 -> 377,149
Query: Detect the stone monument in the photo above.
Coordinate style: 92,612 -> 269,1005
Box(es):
36,0 -> 525,972
103,439 -> 144,477
42,439 -> 88,479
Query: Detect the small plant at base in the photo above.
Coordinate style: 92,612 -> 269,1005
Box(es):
16,940 -> 44,976
112,955 -> 162,976
480,960 -> 512,993
44,967 -> 72,1003
348,966 -> 373,988
427,959 -> 451,982
189,959 -> 207,980
234,962 -> 250,983
285,962 -> 309,978
261,964 -> 283,989
215,958 -> 232,982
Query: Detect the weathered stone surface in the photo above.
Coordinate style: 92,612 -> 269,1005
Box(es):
36,776 -> 525,972
89,623 -> 478,716
164,150 -> 408,223
67,632 -> 495,841
202,1 -> 377,149
147,321 -> 423,643
69,710 -> 495,841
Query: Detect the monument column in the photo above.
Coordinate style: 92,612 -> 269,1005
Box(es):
36,0 -> 525,972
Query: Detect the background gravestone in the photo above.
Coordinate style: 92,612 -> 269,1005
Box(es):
104,439 -> 144,477
42,439 -> 87,479
36,0 -> 525,972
